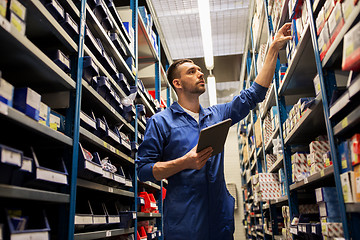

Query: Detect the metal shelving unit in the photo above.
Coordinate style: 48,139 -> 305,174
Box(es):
0,0 -> 173,239
238,0 -> 360,239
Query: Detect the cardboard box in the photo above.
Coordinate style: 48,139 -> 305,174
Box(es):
38,102 -> 50,126
328,2 -> 344,43
315,187 -> 338,203
316,7 -> 325,35
0,0 -> 6,18
13,87 -> 41,120
354,164 -> 360,202
0,78 -> 14,106
9,11 -> 26,35
291,152 -> 308,164
311,162 -> 325,175
318,22 -> 331,60
9,0 -> 26,20
254,118 -> 262,148
324,0 -> 335,21
342,21 -> 360,71
342,0 -> 354,21
307,152 -> 324,166
323,151 -> 333,167
340,171 -> 356,203
313,74 -> 321,96
310,140 -> 330,154
339,140 -> 352,173
321,222 -> 343,237
319,201 -> 341,218
350,134 -> 360,166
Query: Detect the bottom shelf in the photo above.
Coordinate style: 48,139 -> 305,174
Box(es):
74,227 -> 134,240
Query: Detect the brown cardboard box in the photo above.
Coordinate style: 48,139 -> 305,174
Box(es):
255,118 -> 262,148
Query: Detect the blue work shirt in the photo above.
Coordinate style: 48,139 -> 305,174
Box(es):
136,82 -> 267,240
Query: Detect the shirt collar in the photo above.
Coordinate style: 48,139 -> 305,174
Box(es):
170,102 -> 212,118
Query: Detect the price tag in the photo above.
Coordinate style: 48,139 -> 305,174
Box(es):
150,213 -> 153,216
108,187 -> 114,193
304,178 -> 308,184
320,170 -> 325,177
341,117 -> 348,129
0,102 -> 8,115
0,15 -> 11,32
109,145 -> 115,153
106,231 -> 111,237
103,142 -> 108,148
115,149 -> 120,155
133,212 -> 136,219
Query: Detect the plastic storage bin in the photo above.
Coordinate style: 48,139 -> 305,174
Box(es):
82,56 -> 99,83
109,33 -> 127,58
75,199 -> 93,225
49,49 -> 70,73
60,12 -> 78,38
80,110 -> 97,132
0,144 -> 23,184
78,143 -> 103,180
13,87 -> 41,121
85,25 -> 102,56
5,209 -> 50,240
11,156 -> 33,186
112,73 -> 130,95
45,0 -> 64,21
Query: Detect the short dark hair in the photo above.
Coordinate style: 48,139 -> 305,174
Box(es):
167,59 -> 193,91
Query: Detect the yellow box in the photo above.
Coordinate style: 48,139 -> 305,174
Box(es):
354,164 -> 360,202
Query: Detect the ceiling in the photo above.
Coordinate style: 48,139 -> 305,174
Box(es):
150,0 -> 250,105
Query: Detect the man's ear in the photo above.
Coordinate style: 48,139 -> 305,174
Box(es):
173,79 -> 181,90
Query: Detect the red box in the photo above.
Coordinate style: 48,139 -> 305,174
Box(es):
350,134 -> 360,166
138,192 -> 152,213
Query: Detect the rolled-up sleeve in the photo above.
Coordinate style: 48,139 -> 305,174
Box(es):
136,117 -> 163,182
222,82 -> 268,123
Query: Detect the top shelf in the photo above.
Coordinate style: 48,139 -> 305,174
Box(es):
138,10 -> 159,63
278,23 -> 318,96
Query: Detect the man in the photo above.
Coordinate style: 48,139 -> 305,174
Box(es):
136,23 -> 292,240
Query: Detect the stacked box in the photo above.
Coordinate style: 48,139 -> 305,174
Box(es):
282,206 -> 291,240
254,173 -> 281,201
266,154 -> 277,170
0,77 -> 14,107
291,152 -> 307,164
328,2 -> 344,43
342,21 -> 360,71
338,140 -> 352,173
292,163 -> 310,182
310,140 -> 330,154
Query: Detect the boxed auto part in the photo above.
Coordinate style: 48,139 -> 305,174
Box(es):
319,201 -> 341,218
350,134 -> 360,166
309,140 -> 330,154
38,102 -> 50,126
338,140 -> 352,173
0,77 -> 14,106
316,6 -> 325,35
318,21 -> 331,60
328,2 -> 344,43
342,0 -> 355,21
307,152 -> 324,166
354,164 -> 360,202
13,87 -> 41,120
340,171 -> 357,203
291,152 -> 308,164
342,21 -> 360,71
9,11 -> 25,35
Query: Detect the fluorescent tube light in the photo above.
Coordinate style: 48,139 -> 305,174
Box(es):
207,75 -> 217,106
198,0 -> 214,70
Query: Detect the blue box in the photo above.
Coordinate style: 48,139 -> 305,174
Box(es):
50,49 -> 70,73
45,0 -> 64,21
49,110 -> 65,132
319,201 -> 341,218
0,78 -> 14,107
125,56 -> 135,72
13,87 -> 41,121
60,12 -> 78,37
315,187 -> 338,203
339,140 -> 352,173
83,56 -> 99,83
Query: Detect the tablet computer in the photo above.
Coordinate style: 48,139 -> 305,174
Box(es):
197,118 -> 232,156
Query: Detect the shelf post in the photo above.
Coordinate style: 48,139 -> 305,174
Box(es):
131,0 -> 139,239
67,0 -> 87,238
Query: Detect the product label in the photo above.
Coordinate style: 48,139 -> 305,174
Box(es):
11,14 -> 24,34
106,231 -> 111,237
357,177 -> 360,193
68,14 -> 78,33
26,88 -> 41,110
0,5 -> 5,18
1,148 -> 21,166
39,102 -> 48,120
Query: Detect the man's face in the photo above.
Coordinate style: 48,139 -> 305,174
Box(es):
176,62 -> 206,95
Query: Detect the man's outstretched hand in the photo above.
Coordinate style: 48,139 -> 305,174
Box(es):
272,22 -> 292,51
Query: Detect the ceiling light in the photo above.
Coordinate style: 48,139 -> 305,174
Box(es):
207,75 -> 217,106
198,0 -> 214,70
